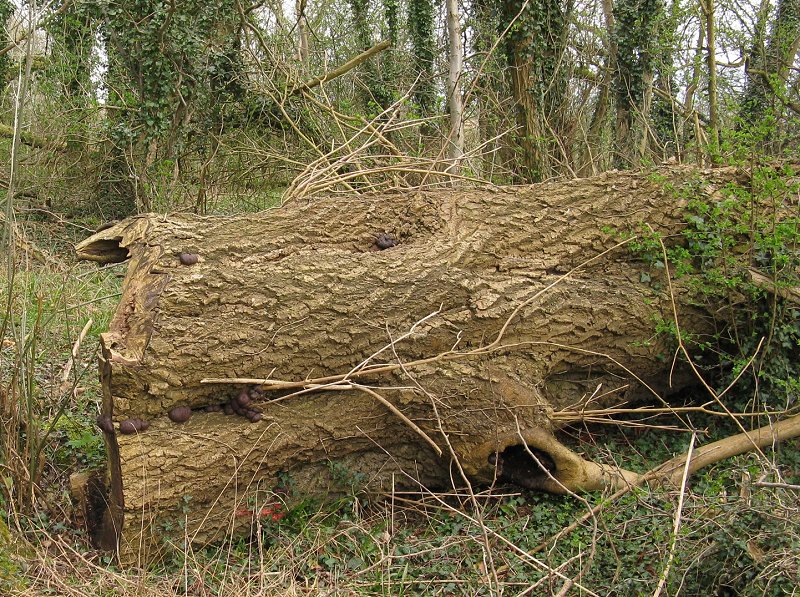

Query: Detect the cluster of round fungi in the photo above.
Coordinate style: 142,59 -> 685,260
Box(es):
96,414 -> 150,435
95,386 -> 266,435
201,386 -> 265,422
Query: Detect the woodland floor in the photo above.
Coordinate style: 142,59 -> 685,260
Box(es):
1,204 -> 799,596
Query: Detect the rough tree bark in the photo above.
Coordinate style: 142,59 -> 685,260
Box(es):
76,165 -> 775,563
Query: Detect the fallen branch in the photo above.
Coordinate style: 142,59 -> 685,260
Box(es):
533,413 -> 800,554
655,413 -> 800,485
748,268 -> 800,305
289,40 -> 391,96
0,123 -> 65,151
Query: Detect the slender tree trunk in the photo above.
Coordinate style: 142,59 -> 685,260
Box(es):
704,0 -> 719,160
350,0 -> 392,112
638,70 -> 655,162
409,0 -> 436,137
650,0 -> 681,161
580,0 -> 615,176
473,0 -> 505,179
296,0 -> 309,63
445,0 -> 464,173
684,17 -> 705,163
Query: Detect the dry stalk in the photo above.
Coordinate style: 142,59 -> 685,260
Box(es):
401,481 -> 601,597
386,326 -> 501,592
652,432 -> 695,597
58,319 -> 93,395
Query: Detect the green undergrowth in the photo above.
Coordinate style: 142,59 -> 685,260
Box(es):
618,163 -> 800,418
6,395 -> 794,596
1,220 -> 122,524
0,517 -> 31,595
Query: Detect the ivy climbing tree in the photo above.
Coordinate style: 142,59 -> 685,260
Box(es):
649,0 -> 680,161
0,0 -> 14,84
350,0 -> 394,115
739,0 -> 800,150
497,0 -> 572,182
98,0 -> 243,213
408,0 -> 436,122
44,0 -> 98,102
612,0 -> 664,167
5,0 -> 797,214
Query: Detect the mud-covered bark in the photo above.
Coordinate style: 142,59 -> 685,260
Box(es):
76,165 -> 752,562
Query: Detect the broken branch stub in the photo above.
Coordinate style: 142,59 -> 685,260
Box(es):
76,165 -> 763,562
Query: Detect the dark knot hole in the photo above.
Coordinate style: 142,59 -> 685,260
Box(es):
489,444 -> 556,489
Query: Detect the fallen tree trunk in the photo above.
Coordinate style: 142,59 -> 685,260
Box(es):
75,164 -> 788,562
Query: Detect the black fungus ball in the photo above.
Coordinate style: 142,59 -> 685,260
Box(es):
236,390 -> 251,407
96,414 -> 114,433
119,418 -> 149,434
168,406 -> 192,423
375,233 -> 397,250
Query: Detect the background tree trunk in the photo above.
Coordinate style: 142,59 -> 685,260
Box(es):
739,0 -> 800,152
499,0 -> 571,181
445,0 -> 464,172
612,0 -> 663,168
77,165 -> 755,563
